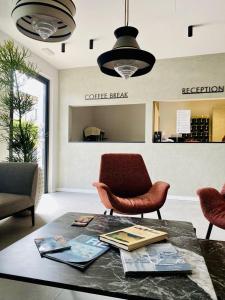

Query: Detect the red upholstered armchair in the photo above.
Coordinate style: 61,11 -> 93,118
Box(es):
197,184 -> 225,239
93,154 -> 170,219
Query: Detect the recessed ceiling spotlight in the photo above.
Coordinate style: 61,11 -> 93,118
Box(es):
11,0 -> 76,42
42,48 -> 55,56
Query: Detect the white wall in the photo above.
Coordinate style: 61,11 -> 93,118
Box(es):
58,53 -> 225,197
69,106 -> 94,141
92,104 -> 145,142
0,30 -> 59,192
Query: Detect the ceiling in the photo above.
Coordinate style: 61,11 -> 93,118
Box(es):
0,0 -> 225,70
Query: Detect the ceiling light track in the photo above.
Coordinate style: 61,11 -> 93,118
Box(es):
89,39 -> 94,50
61,42 -> 66,52
188,25 -> 193,37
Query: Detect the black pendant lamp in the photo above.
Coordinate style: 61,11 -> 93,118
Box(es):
11,0 -> 76,42
97,0 -> 155,79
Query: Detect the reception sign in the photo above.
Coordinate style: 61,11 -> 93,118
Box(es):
182,86 -> 224,95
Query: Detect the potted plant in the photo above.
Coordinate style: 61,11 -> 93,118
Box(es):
0,40 -> 38,161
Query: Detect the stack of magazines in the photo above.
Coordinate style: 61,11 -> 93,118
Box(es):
99,225 -> 192,276
99,225 -> 168,251
35,225 -> 192,276
35,234 -> 110,270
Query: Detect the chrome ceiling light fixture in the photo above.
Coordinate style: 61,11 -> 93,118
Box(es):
97,0 -> 155,79
11,0 -> 76,42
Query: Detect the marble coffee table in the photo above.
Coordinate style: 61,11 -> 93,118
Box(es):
0,212 -> 217,300
199,239 -> 225,300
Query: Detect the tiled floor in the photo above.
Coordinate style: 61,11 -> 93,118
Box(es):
0,192 -> 224,300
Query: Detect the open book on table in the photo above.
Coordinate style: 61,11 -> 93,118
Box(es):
42,234 -> 110,270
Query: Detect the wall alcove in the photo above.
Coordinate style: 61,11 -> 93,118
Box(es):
69,103 -> 146,143
153,99 -> 225,143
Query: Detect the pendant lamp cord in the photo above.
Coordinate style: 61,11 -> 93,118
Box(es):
125,0 -> 129,26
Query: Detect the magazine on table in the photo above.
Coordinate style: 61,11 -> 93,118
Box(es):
34,235 -> 71,256
99,225 -> 168,251
120,242 -> 192,275
44,234 -> 110,270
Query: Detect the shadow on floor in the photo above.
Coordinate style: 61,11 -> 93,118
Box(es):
0,214 -> 47,250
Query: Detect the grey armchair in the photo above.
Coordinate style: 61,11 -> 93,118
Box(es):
0,162 -> 38,226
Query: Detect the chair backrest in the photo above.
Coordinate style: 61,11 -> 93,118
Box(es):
83,127 -> 104,141
0,162 -> 38,195
84,127 -> 101,138
99,154 -> 152,198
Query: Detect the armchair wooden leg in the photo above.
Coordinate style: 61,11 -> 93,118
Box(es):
141,213 -> 144,218
110,209 -> 113,216
206,223 -> 213,239
157,210 -> 162,220
30,206 -> 35,226
104,210 -> 107,215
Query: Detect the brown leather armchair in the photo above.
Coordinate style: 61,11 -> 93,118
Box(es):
197,184 -> 225,239
93,154 -> 170,219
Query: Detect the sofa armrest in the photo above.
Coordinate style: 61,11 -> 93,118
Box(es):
31,166 -> 39,205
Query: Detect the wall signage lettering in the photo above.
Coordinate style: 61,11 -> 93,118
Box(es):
182,85 -> 224,95
85,92 -> 128,100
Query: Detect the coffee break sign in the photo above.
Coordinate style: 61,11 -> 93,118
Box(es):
85,92 -> 128,100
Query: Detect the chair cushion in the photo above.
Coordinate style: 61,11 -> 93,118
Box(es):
108,182 -> 170,214
0,193 -> 33,219
114,192 -> 164,214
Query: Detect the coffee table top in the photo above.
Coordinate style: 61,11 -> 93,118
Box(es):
0,213 -> 217,300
